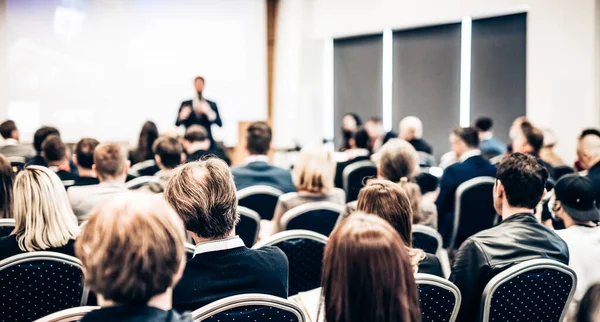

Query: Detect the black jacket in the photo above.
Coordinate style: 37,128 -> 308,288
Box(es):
449,213 -> 569,322
587,161 -> 600,204
176,98 -> 222,141
408,138 -> 433,155
80,306 -> 191,322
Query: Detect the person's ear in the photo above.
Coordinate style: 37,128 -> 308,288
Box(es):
92,164 -> 100,178
180,153 -> 186,164
495,180 -> 505,199
155,155 -> 162,167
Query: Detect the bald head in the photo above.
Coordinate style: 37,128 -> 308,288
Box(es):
578,134 -> 600,170
399,116 -> 423,140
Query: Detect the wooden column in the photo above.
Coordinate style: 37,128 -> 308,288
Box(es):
266,0 -> 279,124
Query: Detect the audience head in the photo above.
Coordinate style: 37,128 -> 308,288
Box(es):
321,213 -> 420,322
512,121 -> 544,155
183,125 -> 211,154
74,138 -> 100,171
33,126 -> 60,153
576,283 -> 600,322
377,139 -> 419,182
473,117 -> 494,134
364,116 -> 384,139
293,144 -> 336,194
577,131 -> 600,170
133,121 -> 159,164
542,128 -> 557,148
349,127 -> 370,150
509,116 -> 528,140
245,121 -> 272,156
13,166 -> 80,252
341,113 -> 362,150
399,116 -> 423,141
580,128 -> 600,140
41,135 -> 69,166
164,158 -> 238,241
0,155 -> 14,219
194,76 -> 205,94
153,136 -> 184,170
551,174 -> 600,226
76,193 -> 186,307
494,153 -> 548,215
93,143 -> 130,182
0,120 -> 19,141
450,127 -> 479,158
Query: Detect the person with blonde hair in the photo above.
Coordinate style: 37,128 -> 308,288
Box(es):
356,179 -> 442,276
0,155 -> 14,219
270,144 -> 346,234
77,193 -> 191,322
0,166 -> 80,261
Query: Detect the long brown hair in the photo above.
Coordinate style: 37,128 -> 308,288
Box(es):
132,121 -> 159,164
321,213 -> 421,322
0,155 -> 14,218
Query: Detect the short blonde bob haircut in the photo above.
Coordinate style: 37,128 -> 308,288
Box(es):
293,144 -> 336,194
76,192 -> 186,305
13,166 -> 80,252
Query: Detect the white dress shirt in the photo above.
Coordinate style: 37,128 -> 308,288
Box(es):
193,236 -> 245,258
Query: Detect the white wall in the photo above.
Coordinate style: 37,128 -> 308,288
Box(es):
274,0 -> 599,163
2,0 -> 266,145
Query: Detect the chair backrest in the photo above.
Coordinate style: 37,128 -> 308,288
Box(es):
416,273 -> 461,322
237,207 -> 261,247
128,159 -> 156,177
124,175 -> 165,192
253,230 -> 328,296
0,252 -> 89,322
34,306 -> 99,322
412,224 -> 442,255
280,202 -> 344,236
450,177 -> 497,249
0,218 -> 15,238
7,156 -> 25,174
342,160 -> 377,202
418,152 -> 437,167
237,185 -> 284,221
489,155 -> 504,165
185,242 -> 195,261
481,259 -> 577,322
192,293 -> 306,322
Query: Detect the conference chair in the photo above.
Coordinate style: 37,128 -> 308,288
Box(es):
280,202 -> 344,236
7,156 -> 25,174
342,160 -> 377,202
412,225 -> 451,278
35,306 -> 99,322
253,230 -> 328,296
128,159 -> 157,177
237,185 -> 284,221
480,259 -> 577,322
449,176 -> 497,250
237,207 -> 261,247
0,218 -> 15,238
0,252 -> 89,322
124,176 -> 165,193
185,242 -> 195,261
416,273 -> 461,322
489,155 -> 504,165
418,152 -> 437,168
192,293 -> 306,322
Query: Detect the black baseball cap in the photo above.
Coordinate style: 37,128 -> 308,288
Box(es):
555,174 -> 600,222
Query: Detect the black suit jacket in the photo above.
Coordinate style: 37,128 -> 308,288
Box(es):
176,98 -> 222,141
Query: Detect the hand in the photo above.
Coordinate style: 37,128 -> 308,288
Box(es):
179,106 -> 192,120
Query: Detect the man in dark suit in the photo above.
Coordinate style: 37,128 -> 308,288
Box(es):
399,116 -> 433,154
334,128 -> 371,189
71,138 -> 101,187
231,122 -> 295,193
183,125 -> 230,165
436,127 -> 497,241
176,76 -> 222,143
165,158 -> 289,311
0,120 -> 35,159
42,135 -> 78,183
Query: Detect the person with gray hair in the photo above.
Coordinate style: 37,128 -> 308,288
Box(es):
399,116 -> 433,155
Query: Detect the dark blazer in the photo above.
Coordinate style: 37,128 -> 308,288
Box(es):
450,213 -> 569,322
176,98 -> 222,141
435,155 -> 497,240
173,245 -> 289,311
334,155 -> 371,189
231,161 -> 295,193
25,155 -> 79,176
409,138 -> 433,155
0,236 -> 76,261
187,148 -> 231,165
80,306 -> 191,322
71,176 -> 100,188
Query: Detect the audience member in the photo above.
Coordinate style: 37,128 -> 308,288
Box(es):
0,166 -> 80,261
270,145 -> 345,235
450,153 -> 569,322
399,116 -> 432,154
153,136 -> 185,180
339,113 -> 362,152
0,155 -> 14,218
231,122 -> 295,192
72,138 -> 100,187
0,120 -> 34,158
334,127 -> 371,189
26,126 -> 78,175
540,128 -> 566,167
130,121 -> 159,165
165,158 -> 289,311
512,121 -> 556,179
436,127 -> 496,242
183,125 -> 230,165
576,284 -> 600,322
77,193 -> 191,322
473,117 -> 506,159
356,180 -> 442,276
42,135 -> 78,182
577,131 -> 600,199
364,116 -> 397,152
551,174 -> 600,318
68,143 -> 130,222
319,214 -> 421,322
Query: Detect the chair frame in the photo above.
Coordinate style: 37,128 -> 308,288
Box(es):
238,206 -> 261,245
191,293 -> 307,322
34,306 -> 99,322
0,218 -> 15,228
6,156 -> 26,164
450,176 -> 496,249
341,160 -> 377,196
185,242 -> 195,256
415,273 -> 462,322
280,202 -> 345,232
480,259 -> 577,322
412,224 -> 442,255
0,251 -> 90,306
237,185 -> 285,200
418,152 -> 437,167
125,175 -> 164,189
128,159 -> 157,176
252,230 -> 328,249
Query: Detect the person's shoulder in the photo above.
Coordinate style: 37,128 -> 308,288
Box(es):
249,245 -> 288,265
